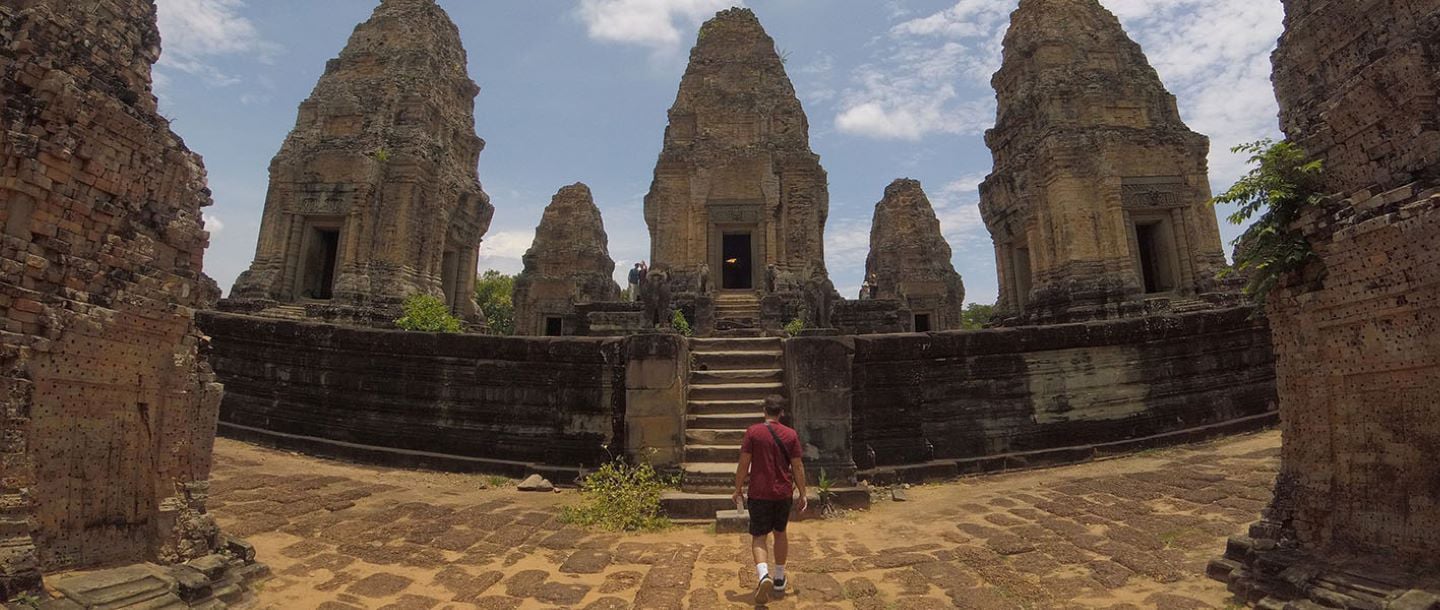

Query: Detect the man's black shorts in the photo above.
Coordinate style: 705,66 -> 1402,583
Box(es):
746,498 -> 793,537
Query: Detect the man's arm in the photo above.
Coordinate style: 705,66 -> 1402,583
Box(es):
733,452 -> 752,508
790,457 -> 808,513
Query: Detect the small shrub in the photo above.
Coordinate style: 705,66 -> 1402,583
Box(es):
815,468 -> 837,517
1212,139 -> 1326,303
475,269 -> 515,335
784,318 -> 806,337
560,455 -> 675,532
395,294 -> 462,333
670,309 -> 693,337
373,147 -> 391,163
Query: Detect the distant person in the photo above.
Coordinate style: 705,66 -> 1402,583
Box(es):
733,395 -> 807,604
860,275 -> 876,300
627,263 -> 643,301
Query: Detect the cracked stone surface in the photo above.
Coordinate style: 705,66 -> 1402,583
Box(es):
210,431 -> 1281,608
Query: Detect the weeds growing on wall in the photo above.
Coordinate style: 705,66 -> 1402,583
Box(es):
784,318 -> 806,337
1212,139 -> 1325,303
670,309 -> 693,337
561,453 -> 676,532
395,294 -> 462,333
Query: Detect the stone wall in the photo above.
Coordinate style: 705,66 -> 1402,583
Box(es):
199,312 -> 626,481
0,0 -> 226,595
1209,2 -> 1440,604
849,308 -> 1276,475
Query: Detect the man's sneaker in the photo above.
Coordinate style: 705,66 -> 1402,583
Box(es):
774,577 -> 788,595
754,576 -> 775,604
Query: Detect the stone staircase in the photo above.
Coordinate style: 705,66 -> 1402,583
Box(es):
713,291 -> 762,332
253,303 -> 308,321
661,336 -> 785,520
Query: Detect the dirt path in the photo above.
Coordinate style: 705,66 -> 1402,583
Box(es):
210,431 -> 1280,609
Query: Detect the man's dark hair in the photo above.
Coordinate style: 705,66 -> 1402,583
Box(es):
763,395 -> 786,417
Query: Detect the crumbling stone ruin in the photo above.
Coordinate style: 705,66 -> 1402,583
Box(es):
979,0 -> 1236,325
864,179 -> 966,332
512,183 -> 621,336
227,0 -> 493,327
0,0 -> 260,601
1210,1 -> 1440,606
643,8 -> 837,333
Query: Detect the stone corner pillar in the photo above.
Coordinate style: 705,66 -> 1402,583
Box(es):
623,333 -> 689,471
783,335 -> 857,486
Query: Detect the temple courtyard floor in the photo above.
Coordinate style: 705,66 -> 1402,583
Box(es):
210,430 -> 1281,610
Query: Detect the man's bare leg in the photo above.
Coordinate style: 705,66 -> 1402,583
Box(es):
751,535 -> 770,578
773,531 -> 789,590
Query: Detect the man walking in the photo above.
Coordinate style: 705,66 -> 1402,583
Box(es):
733,395 -> 807,604
627,262 -> 643,301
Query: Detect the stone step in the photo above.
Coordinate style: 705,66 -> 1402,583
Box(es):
661,491 -> 740,520
686,428 -> 745,445
691,337 -> 782,352
690,368 -> 783,384
682,462 -> 740,488
50,565 -> 183,610
688,399 -> 764,415
690,382 -> 786,401
686,444 -> 743,463
691,351 -> 783,370
688,413 -> 762,430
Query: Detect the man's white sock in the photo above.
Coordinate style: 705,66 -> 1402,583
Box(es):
774,565 -> 786,582
756,563 -> 769,581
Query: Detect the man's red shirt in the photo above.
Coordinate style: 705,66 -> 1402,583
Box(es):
741,421 -> 803,501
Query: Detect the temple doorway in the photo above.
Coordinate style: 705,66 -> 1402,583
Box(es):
1134,220 -> 1177,294
721,232 -> 754,290
299,226 -> 340,300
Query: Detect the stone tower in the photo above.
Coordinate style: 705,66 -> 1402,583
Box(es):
979,0 -> 1232,325
864,180 -> 966,332
512,184 -> 621,336
230,0 -> 493,324
643,8 -> 835,331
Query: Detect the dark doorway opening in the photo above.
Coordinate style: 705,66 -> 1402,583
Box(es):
1135,222 -> 1175,294
1012,244 -> 1032,308
441,250 -> 459,310
544,316 -> 564,337
721,233 -> 753,290
302,228 -> 340,300
914,313 -> 932,333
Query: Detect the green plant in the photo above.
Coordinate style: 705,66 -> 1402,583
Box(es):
373,147 -> 391,163
784,318 -> 806,337
483,474 -> 510,488
395,294 -> 462,333
670,309 -> 693,337
474,269 -> 515,335
560,453 -> 675,532
815,468 -> 837,517
961,302 -> 995,330
12,591 -> 42,608
1212,139 -> 1326,302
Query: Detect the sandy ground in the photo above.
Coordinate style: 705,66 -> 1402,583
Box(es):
209,431 -> 1280,609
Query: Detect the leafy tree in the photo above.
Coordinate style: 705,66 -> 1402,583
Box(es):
1212,139 -> 1325,302
475,269 -> 515,335
961,303 -> 996,330
395,294 -> 462,333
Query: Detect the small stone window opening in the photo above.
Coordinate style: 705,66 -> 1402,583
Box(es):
914,313 -> 932,333
1134,220 -> 1178,294
544,316 -> 564,337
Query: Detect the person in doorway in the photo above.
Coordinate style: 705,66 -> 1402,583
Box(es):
627,262 -> 643,301
733,395 -> 807,604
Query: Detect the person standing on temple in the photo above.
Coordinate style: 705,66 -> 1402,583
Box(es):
627,262 -> 643,302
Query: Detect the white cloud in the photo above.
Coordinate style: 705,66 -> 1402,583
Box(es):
576,0 -> 738,52
833,0 -> 1284,186
155,0 -> 278,87
203,213 -> 224,234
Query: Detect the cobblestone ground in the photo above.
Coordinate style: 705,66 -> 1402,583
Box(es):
210,431 -> 1280,609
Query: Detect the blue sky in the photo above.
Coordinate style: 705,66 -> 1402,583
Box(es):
153,0 -> 1285,304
